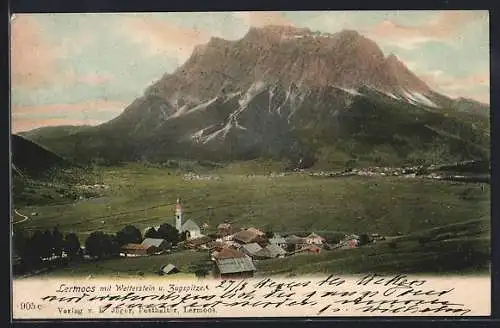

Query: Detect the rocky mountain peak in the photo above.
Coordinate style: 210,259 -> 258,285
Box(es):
384,53 -> 431,94
141,25 -> 443,112
336,29 -> 362,39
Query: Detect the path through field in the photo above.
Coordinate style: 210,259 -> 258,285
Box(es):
12,209 -> 29,225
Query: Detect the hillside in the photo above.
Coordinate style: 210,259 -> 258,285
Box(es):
19,125 -> 93,148
11,134 -> 103,206
451,98 -> 490,117
20,26 -> 490,168
11,134 -> 70,178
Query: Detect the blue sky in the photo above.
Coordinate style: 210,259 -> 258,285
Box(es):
11,11 -> 489,132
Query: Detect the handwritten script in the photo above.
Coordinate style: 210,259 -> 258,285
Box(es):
13,274 -> 490,319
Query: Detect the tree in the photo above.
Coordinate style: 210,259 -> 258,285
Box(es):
105,234 -> 121,256
85,231 -> 120,259
64,233 -> 81,259
144,227 -> 159,239
85,232 -> 104,258
41,230 -> 54,259
13,229 -> 28,258
116,225 -> 142,246
21,230 -> 45,268
263,224 -> 273,239
52,227 -> 64,257
156,223 -> 180,245
358,234 -> 370,246
28,231 -> 44,259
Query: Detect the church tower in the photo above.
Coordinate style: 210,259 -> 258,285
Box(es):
175,198 -> 183,233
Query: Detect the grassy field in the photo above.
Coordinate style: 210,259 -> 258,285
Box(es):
32,249 -> 210,279
15,163 -> 490,239
13,163 -> 491,276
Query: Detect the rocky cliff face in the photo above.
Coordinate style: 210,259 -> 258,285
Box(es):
138,26 -> 433,102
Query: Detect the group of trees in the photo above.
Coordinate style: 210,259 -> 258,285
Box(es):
144,223 -> 182,244
85,223 -> 182,259
84,224 -> 144,259
13,226 -> 81,271
13,222 -> 184,273
84,231 -> 121,259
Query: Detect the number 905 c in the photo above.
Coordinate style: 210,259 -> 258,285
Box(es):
19,302 -> 41,310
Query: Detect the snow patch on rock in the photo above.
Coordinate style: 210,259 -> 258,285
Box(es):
410,91 -> 438,108
338,87 -> 362,96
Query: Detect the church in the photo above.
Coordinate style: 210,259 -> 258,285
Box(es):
175,199 -> 202,240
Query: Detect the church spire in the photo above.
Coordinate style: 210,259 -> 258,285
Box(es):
175,198 -> 183,232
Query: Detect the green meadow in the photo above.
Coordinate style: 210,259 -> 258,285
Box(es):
13,162 -> 491,276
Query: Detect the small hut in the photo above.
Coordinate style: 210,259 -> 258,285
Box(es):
160,263 -> 180,275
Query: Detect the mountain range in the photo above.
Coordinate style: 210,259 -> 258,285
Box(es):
19,26 -> 490,169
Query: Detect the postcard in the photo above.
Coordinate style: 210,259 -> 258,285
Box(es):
10,11 -> 491,319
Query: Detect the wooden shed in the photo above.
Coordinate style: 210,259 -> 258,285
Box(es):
121,243 -> 157,256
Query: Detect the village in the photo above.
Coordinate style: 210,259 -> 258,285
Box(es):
12,159 -> 488,278
307,160 -> 490,183
117,199 -> 383,279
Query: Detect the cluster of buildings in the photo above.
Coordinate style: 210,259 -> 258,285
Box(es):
268,173 -> 287,178
183,173 -> 219,181
308,165 -> 434,179
75,184 -> 110,191
121,238 -> 172,257
184,223 -> 360,278
120,199 -> 376,278
307,164 -> 490,184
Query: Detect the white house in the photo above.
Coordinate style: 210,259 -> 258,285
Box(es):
181,219 -> 202,240
269,233 -> 287,249
304,232 -> 326,246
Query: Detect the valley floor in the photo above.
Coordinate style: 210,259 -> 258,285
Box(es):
12,163 -> 491,277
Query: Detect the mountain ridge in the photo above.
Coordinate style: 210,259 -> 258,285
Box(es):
143,27 -> 434,103
18,25 -> 490,168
